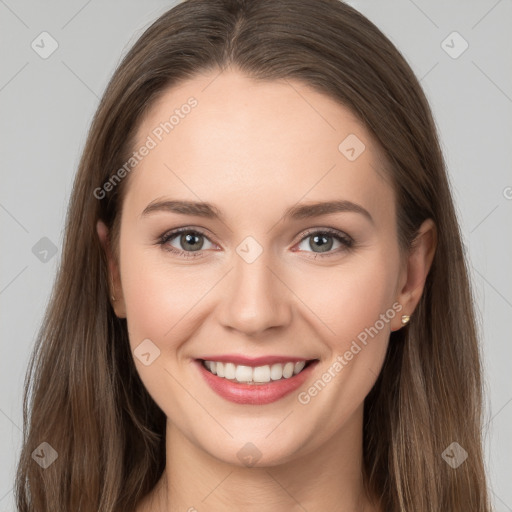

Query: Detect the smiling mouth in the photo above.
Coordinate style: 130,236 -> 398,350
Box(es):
199,359 -> 317,385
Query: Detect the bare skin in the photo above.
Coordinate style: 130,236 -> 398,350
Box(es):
97,67 -> 436,512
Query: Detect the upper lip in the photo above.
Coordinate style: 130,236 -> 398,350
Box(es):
198,354 -> 316,366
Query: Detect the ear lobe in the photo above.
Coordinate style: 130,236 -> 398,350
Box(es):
391,218 -> 437,331
96,220 -> 126,318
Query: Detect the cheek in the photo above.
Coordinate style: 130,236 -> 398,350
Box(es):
292,250 -> 399,424
291,250 -> 398,405
118,238 -> 170,358
296,252 -> 399,346
118,233 -> 209,341
118,242 -> 203,416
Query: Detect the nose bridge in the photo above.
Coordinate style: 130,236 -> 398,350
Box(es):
218,237 -> 291,335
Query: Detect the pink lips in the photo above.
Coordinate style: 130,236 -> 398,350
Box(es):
195,357 -> 318,405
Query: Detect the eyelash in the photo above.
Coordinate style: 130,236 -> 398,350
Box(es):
157,226 -> 354,260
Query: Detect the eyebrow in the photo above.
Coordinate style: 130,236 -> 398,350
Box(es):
141,199 -> 374,224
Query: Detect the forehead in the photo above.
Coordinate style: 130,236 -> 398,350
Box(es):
123,68 -> 394,226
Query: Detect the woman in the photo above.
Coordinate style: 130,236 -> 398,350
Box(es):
15,0 -> 492,510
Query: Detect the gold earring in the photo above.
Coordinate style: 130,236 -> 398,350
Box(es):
401,314 -> 410,326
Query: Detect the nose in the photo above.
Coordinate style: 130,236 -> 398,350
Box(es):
216,248 -> 292,337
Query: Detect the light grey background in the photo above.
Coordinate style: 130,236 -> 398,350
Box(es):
1,0 -> 511,510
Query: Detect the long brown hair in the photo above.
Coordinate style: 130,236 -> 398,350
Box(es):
15,0 -> 491,510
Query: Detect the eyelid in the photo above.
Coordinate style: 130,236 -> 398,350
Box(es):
159,226 -> 218,251
295,226 -> 353,245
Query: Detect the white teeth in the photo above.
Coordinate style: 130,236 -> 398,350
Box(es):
224,362 -> 236,380
270,363 -> 283,380
294,361 -> 306,375
235,365 -> 253,382
203,360 -> 309,383
253,365 -> 271,383
282,362 -> 294,378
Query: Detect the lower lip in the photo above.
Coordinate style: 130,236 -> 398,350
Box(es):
195,360 -> 318,405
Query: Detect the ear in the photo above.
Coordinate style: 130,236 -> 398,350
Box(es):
96,220 -> 126,318
391,218 -> 437,331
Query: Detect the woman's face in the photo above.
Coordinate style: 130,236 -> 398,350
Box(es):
108,68 -> 410,466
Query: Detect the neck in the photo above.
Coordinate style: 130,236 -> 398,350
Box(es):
141,404 -> 379,512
